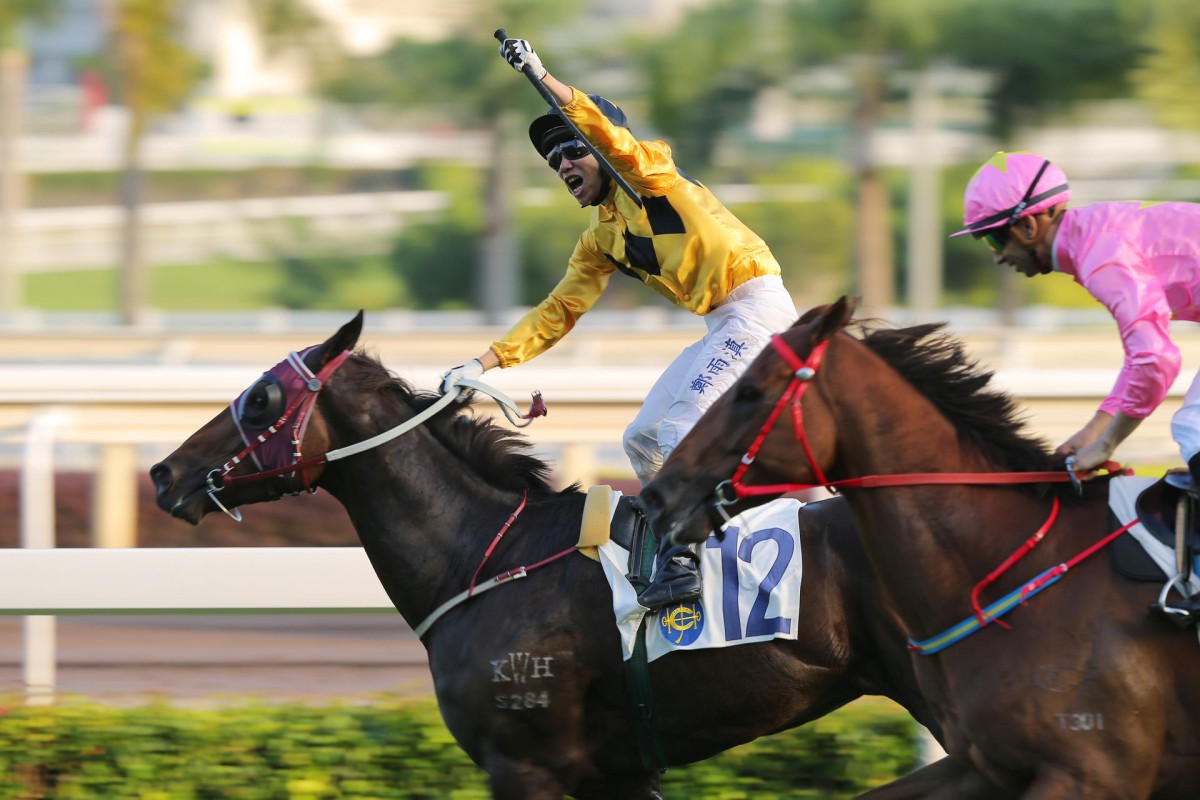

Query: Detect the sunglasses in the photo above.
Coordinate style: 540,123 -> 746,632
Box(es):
972,226 -> 1010,254
547,139 -> 590,171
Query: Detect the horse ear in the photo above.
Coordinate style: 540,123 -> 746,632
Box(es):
793,297 -> 856,341
318,310 -> 363,365
812,296 -> 855,341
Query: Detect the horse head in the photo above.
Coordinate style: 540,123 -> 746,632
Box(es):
641,297 -> 856,545
150,312 -> 363,524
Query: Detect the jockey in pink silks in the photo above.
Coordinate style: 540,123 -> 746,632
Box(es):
954,151 -> 1200,617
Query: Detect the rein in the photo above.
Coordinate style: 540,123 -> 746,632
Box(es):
718,331 -> 1135,655
412,490 -> 578,639
712,334 -> 1082,517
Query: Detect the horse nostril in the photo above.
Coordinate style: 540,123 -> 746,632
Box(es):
149,462 -> 173,492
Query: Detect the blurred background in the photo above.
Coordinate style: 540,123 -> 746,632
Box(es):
0,0 -> 1198,791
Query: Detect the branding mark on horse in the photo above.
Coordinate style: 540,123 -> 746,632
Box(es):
658,601 -> 704,646
491,653 -> 555,711
491,653 -> 554,685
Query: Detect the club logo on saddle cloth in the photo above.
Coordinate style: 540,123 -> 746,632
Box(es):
598,498 -> 804,663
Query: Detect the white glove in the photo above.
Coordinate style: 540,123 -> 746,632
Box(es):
440,359 -> 485,394
498,38 -> 546,80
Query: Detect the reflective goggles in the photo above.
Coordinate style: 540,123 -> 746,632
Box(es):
972,226 -> 1010,254
546,139 -> 590,171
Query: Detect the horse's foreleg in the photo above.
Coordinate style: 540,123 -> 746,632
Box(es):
853,756 -> 1017,800
488,764 -> 663,800
485,762 -> 567,800
573,772 -> 663,800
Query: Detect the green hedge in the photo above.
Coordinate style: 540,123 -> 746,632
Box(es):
0,697 -> 919,799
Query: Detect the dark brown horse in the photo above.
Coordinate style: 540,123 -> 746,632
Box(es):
640,297 -> 1200,799
149,312 -> 1013,800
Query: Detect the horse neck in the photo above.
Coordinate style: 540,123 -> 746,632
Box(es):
823,339 -> 1055,631
315,405 -> 539,632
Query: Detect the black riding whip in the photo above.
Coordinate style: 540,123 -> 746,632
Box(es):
494,28 -> 642,208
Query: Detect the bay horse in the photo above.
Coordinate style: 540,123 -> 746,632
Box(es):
149,311 -> 1014,800
639,297 -> 1200,799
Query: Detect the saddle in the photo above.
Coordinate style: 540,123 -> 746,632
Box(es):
1115,473 -> 1200,625
577,485 -> 659,592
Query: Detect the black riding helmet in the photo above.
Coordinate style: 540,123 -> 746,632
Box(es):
527,94 -> 629,158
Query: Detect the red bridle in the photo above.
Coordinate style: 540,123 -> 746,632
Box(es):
711,332 -> 1101,520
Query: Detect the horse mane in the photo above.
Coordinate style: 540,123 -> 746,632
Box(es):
342,351 -> 567,496
853,321 -> 1058,476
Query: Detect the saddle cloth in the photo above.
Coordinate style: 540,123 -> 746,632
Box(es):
1109,475 -> 1200,596
584,488 -> 805,664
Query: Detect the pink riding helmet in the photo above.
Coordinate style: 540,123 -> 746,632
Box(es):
950,151 -> 1071,237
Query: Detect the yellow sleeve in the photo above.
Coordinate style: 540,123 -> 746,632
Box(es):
561,87 -> 678,195
489,231 -> 616,368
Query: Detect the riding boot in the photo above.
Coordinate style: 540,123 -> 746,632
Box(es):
1188,452 -> 1200,493
1172,453 -> 1200,622
636,537 -> 702,610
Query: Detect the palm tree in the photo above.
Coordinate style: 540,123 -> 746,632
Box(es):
0,0 -> 63,315
107,0 -> 339,325
107,0 -> 199,325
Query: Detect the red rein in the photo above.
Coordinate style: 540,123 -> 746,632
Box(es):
719,332 -> 1133,633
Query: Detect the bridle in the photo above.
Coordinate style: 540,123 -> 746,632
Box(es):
206,348 -> 546,521
710,331 -> 1090,524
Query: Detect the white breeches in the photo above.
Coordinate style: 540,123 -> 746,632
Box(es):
623,275 -> 798,486
1171,367 -> 1200,464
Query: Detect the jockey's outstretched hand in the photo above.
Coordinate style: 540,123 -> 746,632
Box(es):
498,37 -> 546,80
440,359 -> 485,395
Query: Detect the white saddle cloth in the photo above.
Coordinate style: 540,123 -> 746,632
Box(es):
596,496 -> 804,663
1108,474 -> 1200,596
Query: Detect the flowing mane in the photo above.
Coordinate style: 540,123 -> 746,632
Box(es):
856,322 -> 1057,474
343,351 -> 567,496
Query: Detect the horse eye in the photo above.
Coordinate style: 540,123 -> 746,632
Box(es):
240,377 -> 285,429
734,384 -> 763,403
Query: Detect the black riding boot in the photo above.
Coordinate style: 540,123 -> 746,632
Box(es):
1173,453 -> 1200,619
636,537 -> 702,610
1188,452 -> 1200,491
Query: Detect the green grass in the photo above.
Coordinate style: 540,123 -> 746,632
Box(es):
22,257 -> 404,312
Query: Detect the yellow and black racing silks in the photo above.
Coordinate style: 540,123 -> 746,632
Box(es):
490,87 -> 781,368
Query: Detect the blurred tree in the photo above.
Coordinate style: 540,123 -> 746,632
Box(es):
939,0 -> 1149,144
107,0 -> 201,326
938,0 -> 1150,319
640,0 -> 773,170
642,0 -> 953,315
647,0 -> 1150,317
0,0 -> 64,314
321,1 -> 583,319
782,0 -> 956,315
106,0 -> 340,325
1131,0 -> 1200,131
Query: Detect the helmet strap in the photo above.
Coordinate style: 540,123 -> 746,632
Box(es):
588,173 -> 613,207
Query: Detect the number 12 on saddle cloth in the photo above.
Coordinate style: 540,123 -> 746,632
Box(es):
595,496 -> 805,662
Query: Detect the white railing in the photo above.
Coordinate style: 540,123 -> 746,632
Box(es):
0,547 -> 394,704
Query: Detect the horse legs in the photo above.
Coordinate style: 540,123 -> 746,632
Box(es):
486,764 -> 662,800
853,756 -> 1017,800
574,772 -> 663,800
485,762 -> 567,800
1016,768 -> 1154,800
